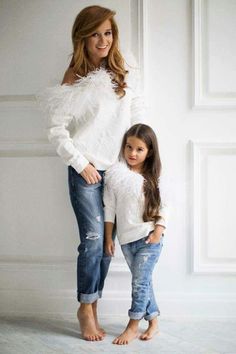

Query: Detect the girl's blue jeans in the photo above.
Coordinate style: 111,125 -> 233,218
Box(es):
121,235 -> 163,320
68,166 -> 111,303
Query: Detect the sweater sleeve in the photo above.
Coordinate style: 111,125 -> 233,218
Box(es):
130,71 -> 146,125
126,65 -> 146,125
155,203 -> 169,228
37,85 -> 89,174
47,113 -> 89,173
155,176 -> 171,228
103,181 -> 116,223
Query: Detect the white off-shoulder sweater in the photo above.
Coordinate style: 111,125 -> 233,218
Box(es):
103,161 -> 168,245
38,67 -> 145,173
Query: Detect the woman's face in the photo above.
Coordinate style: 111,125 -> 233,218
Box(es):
85,19 -> 113,67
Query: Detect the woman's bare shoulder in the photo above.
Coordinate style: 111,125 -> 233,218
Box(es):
61,68 -> 77,85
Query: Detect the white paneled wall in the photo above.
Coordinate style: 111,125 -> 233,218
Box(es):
191,142 -> 236,273
0,0 -> 236,318
193,0 -> 236,107
0,0 -> 143,316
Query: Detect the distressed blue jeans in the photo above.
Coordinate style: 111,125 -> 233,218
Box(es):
68,166 -> 111,303
121,235 -> 163,320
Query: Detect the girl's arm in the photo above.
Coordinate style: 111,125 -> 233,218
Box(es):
103,179 -> 116,256
145,193 -> 169,244
105,222 -> 115,256
145,225 -> 165,244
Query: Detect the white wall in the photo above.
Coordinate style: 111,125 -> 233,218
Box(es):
0,0 -> 235,318
146,0 -> 236,317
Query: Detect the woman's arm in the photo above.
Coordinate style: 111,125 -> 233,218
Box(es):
127,66 -> 147,125
47,112 -> 89,174
61,70 -> 101,183
39,69 -> 101,182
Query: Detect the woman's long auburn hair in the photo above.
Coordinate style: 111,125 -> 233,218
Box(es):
71,5 -> 127,97
120,124 -> 162,223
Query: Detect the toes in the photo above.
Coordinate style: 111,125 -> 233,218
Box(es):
84,333 -> 103,341
113,337 -> 123,345
114,338 -> 128,345
139,332 -> 152,340
95,333 -> 103,341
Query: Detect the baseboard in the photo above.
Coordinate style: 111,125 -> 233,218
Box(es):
0,289 -> 236,318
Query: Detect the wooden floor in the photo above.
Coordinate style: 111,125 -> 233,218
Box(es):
0,315 -> 236,354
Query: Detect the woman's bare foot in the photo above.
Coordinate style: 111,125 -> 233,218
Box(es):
139,317 -> 159,340
77,304 -> 104,341
92,300 -> 106,336
113,319 -> 139,345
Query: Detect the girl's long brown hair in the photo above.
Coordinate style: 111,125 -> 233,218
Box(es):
120,124 -> 162,223
71,5 -> 127,97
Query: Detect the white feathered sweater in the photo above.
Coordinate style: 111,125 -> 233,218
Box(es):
103,161 -> 168,245
39,67 -> 145,173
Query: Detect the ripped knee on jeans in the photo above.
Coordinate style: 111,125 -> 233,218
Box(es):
85,232 -> 100,240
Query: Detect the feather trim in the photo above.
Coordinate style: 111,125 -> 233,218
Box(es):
37,68 -> 119,123
105,161 -> 144,199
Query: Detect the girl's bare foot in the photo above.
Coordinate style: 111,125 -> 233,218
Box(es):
113,319 -> 139,345
92,300 -> 106,336
77,304 -> 104,341
139,317 -> 159,340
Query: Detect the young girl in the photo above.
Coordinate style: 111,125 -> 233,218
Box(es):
39,5 -> 145,341
104,123 -> 168,345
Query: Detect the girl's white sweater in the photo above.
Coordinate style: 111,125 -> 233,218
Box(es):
103,161 -> 168,245
38,67 -> 145,173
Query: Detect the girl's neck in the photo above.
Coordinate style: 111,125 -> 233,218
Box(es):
130,166 -> 142,174
126,162 -> 144,175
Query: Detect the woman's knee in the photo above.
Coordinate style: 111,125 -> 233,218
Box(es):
78,233 -> 104,255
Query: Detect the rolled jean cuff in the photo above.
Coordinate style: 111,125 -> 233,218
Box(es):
78,291 -> 100,304
144,311 -> 160,321
128,310 -> 145,320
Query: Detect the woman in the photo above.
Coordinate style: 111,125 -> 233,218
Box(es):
40,5 -> 145,341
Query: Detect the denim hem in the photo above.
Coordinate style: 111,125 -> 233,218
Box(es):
128,310 -> 145,320
78,291 -> 100,304
144,311 -> 160,321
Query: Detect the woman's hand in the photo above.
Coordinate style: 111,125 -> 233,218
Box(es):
105,239 -> 115,256
80,164 -> 102,184
145,225 -> 165,244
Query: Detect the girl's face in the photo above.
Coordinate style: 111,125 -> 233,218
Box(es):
85,19 -> 113,67
124,136 -> 149,172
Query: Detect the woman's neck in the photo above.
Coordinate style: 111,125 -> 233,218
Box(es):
90,58 -> 106,69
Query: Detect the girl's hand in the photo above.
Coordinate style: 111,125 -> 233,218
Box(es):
80,164 -> 102,184
105,239 -> 115,256
145,226 -> 165,244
